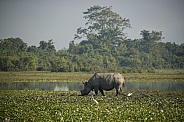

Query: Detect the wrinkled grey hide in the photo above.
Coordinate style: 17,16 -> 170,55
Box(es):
81,73 -> 125,96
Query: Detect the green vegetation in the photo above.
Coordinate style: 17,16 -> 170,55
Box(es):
0,6 -> 183,73
0,71 -> 183,82
0,72 -> 90,82
0,90 -> 183,121
1,6 -> 183,121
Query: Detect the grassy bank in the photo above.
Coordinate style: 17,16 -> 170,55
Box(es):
0,90 -> 183,121
0,71 -> 184,82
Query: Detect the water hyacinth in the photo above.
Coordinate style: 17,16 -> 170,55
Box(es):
0,90 -> 183,121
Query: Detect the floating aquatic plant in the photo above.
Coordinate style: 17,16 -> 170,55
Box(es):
0,90 -> 183,121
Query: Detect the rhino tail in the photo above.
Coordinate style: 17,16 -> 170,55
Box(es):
123,82 -> 125,87
123,77 -> 125,87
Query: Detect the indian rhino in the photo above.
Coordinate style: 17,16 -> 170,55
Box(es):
81,73 -> 125,96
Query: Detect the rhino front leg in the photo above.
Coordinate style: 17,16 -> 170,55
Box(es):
93,87 -> 100,95
94,90 -> 98,95
99,88 -> 105,96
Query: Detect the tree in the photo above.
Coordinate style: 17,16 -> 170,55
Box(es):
140,30 -> 164,53
39,39 -> 56,52
74,5 -> 131,48
0,38 -> 27,56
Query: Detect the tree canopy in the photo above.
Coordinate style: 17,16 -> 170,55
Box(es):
0,6 -> 183,72
74,6 -> 131,49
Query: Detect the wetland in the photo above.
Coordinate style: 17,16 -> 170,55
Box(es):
0,90 -> 184,121
0,71 -> 184,121
0,81 -> 184,91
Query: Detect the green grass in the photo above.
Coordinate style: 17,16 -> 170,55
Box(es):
0,70 -> 184,82
0,90 -> 183,121
0,72 -> 91,82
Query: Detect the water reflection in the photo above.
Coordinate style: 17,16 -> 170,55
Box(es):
0,82 -> 83,91
54,84 -> 69,91
125,82 -> 184,91
0,82 -> 183,91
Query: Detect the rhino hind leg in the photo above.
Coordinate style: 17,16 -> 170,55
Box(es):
115,89 -> 118,96
115,89 -> 121,96
115,85 -> 123,96
120,87 -> 122,94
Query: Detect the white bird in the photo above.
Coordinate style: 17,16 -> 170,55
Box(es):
92,95 -> 99,104
92,90 -> 96,96
127,93 -> 132,97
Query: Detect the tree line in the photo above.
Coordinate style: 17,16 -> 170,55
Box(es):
0,6 -> 183,73
0,36 -> 183,73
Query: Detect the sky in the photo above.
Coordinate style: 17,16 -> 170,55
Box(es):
0,0 -> 184,50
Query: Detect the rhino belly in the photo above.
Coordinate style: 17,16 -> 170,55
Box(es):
102,86 -> 114,91
100,81 -> 114,91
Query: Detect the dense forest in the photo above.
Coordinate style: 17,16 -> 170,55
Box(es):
0,6 -> 183,73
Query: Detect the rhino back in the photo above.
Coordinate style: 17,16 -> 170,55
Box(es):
114,73 -> 125,84
89,73 -> 115,90
97,73 -> 125,86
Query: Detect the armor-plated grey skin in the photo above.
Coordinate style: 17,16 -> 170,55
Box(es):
81,73 -> 125,96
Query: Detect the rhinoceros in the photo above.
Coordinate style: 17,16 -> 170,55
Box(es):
81,73 -> 125,96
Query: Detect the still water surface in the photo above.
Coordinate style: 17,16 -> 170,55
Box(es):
0,82 -> 184,91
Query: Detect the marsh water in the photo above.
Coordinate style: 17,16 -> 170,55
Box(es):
0,81 -> 184,91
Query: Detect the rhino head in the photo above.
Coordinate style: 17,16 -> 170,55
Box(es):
80,82 -> 91,96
